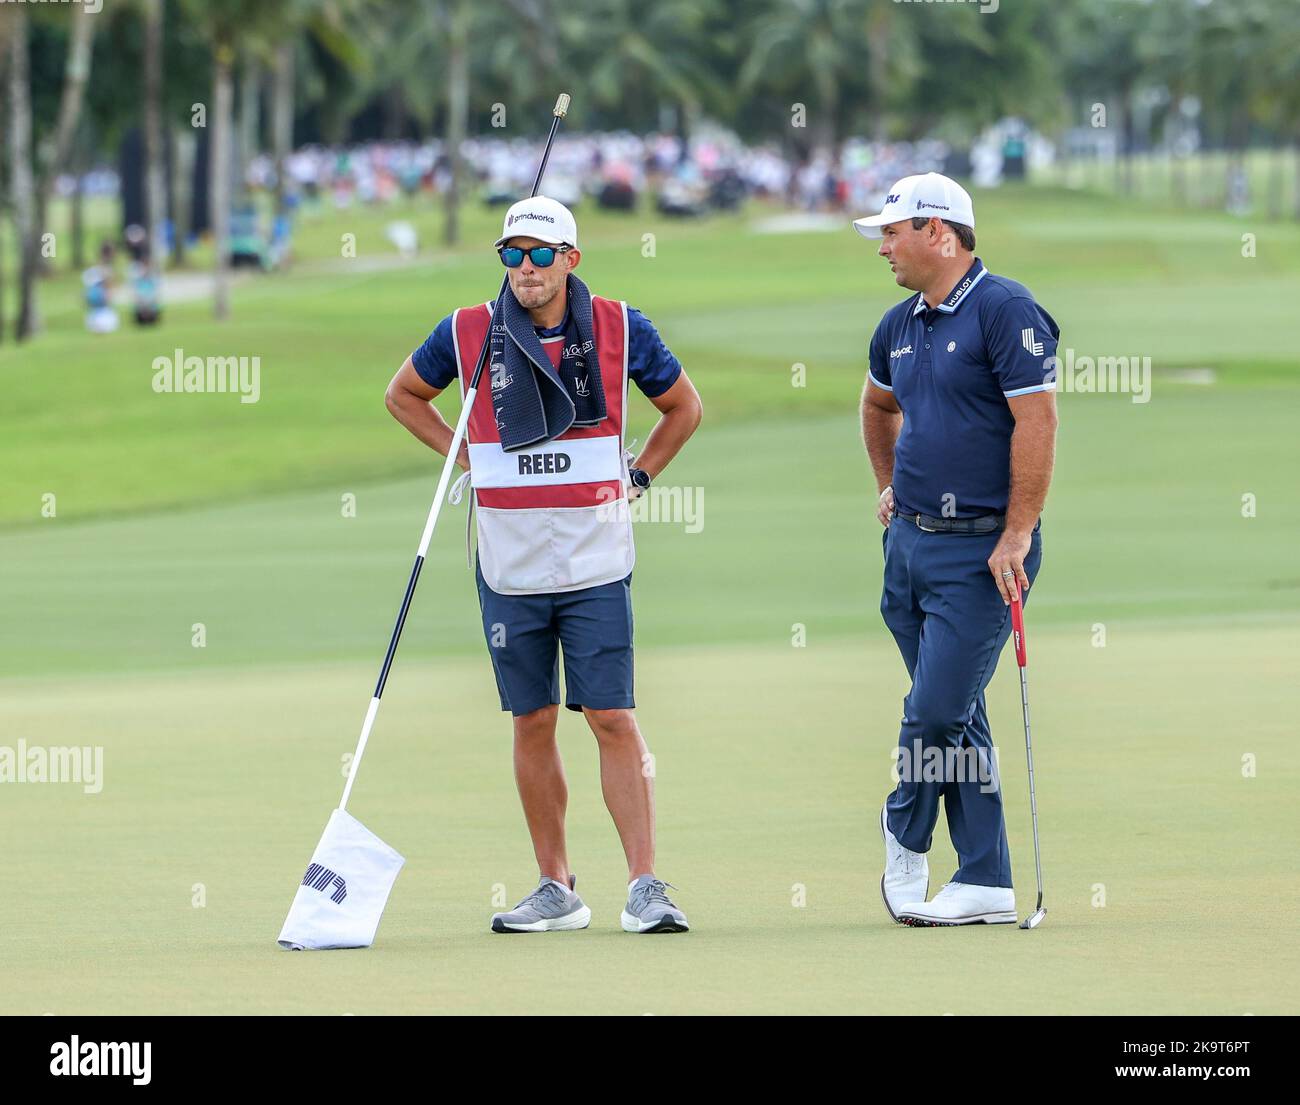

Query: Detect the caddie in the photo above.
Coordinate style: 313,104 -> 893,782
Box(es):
386,196 -> 702,934
855,173 -> 1060,926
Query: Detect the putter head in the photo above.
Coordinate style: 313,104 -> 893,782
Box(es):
1019,907 -> 1047,930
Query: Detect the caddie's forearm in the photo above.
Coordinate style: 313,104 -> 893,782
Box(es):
1005,419 -> 1055,535
634,402 -> 701,481
863,403 -> 901,493
386,389 -> 469,470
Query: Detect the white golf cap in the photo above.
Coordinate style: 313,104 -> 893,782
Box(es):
852,172 -> 975,240
494,196 -> 578,248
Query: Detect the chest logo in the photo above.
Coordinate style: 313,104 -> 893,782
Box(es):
890,345 -> 914,360
947,341 -> 957,353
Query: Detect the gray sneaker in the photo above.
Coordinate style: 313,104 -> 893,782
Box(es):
621,875 -> 689,933
491,875 -> 591,933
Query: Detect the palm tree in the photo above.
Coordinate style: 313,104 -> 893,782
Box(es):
5,3 -> 38,340
237,47 -> 261,205
583,0 -> 729,144
181,0 -> 275,319
270,41 -> 295,216
908,0 -> 1060,140
1061,0 -> 1152,195
1195,0 -> 1276,211
443,0 -> 471,246
143,0 -> 167,267
211,36 -> 235,318
266,1 -> 373,214
1138,0 -> 1202,205
35,8 -> 97,295
739,0 -> 874,155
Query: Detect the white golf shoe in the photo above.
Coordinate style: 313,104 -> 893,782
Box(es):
880,805 -> 929,923
896,881 -> 1016,927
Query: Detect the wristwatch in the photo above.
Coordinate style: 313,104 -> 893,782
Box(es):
628,467 -> 652,491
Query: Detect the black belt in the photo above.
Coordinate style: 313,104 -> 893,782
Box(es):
905,512 -> 1005,534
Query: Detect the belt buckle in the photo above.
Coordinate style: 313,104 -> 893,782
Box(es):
914,514 -> 939,533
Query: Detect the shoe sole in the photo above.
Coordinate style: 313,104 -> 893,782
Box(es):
491,905 -> 591,933
621,910 -> 689,934
880,806 -> 928,925
897,910 -> 1017,927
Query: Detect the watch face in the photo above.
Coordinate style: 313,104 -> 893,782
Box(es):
631,468 -> 651,489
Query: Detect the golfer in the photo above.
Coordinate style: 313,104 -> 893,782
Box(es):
386,197 -> 702,934
855,173 -> 1059,926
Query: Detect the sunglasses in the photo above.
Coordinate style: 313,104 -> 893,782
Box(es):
498,244 -> 572,268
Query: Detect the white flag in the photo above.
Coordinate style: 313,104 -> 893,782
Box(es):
278,809 -> 404,950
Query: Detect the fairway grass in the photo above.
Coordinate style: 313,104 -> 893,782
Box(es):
2,627 -> 1296,1015
5,187 -> 1299,528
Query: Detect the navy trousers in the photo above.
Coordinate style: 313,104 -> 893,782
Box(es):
880,514 -> 1042,888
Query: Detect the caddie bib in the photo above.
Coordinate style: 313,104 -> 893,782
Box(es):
452,296 -> 634,594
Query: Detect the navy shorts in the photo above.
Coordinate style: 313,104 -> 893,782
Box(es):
475,561 -> 635,717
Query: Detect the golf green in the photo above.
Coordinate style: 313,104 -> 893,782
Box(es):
2,189 -> 1297,1013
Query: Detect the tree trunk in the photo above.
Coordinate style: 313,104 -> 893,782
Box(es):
171,123 -> 194,265
71,149 -> 86,270
1268,144 -> 1284,221
1168,84 -> 1185,206
865,1 -> 891,143
271,42 -> 294,215
34,4 -> 95,286
144,0 -> 167,266
212,42 -> 234,320
1294,138 -> 1300,221
443,0 -> 469,247
8,6 -> 38,340
1225,105 -> 1249,214
1118,87 -> 1135,196
382,85 -> 406,141
0,206 -> 5,344
238,53 -> 260,204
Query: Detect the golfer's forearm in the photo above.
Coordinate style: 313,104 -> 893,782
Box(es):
386,390 -> 469,470
634,404 -> 701,480
862,403 -> 901,493
1005,420 -> 1056,535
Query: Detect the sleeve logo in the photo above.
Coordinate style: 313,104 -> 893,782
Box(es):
1021,327 -> 1045,356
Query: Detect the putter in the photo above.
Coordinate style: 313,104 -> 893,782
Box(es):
1009,585 -> 1046,929
279,93 -> 572,951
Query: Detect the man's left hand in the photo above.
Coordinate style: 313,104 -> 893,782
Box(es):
988,529 -> 1032,605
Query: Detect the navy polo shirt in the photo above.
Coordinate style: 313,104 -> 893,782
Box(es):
868,258 -> 1060,519
412,304 -> 682,398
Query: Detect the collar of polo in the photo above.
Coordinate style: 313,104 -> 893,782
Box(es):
913,258 -> 987,316
536,307 -> 570,338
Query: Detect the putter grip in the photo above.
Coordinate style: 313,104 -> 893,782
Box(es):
1010,589 -> 1027,667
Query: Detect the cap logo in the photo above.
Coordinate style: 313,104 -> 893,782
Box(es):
916,201 -> 950,212
508,212 -> 555,227
886,193 -> 901,205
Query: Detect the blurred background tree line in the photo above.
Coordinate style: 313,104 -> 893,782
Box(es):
1,0 -> 1298,339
